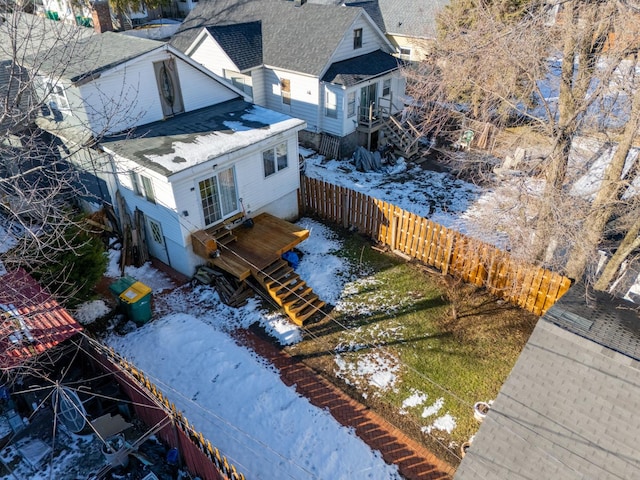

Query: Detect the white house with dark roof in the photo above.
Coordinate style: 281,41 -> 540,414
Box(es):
171,0 -> 406,155
16,16 -> 306,276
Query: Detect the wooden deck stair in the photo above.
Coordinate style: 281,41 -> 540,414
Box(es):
382,116 -> 421,158
253,259 -> 326,326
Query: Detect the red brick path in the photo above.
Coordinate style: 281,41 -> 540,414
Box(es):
234,327 -> 454,480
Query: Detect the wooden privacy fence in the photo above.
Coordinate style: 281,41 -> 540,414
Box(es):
299,176 -> 571,315
91,341 -> 245,480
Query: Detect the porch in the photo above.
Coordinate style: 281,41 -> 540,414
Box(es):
356,96 -> 422,157
191,213 -> 326,325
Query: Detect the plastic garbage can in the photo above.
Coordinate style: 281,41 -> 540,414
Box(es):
109,276 -> 137,300
119,281 -> 152,325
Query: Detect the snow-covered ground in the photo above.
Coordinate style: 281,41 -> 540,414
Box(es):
102,219 -> 406,479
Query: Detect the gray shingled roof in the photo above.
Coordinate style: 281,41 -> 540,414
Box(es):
0,15 -> 163,83
171,0 -> 365,76
37,31 -> 164,83
455,287 -> 640,480
346,0 -> 450,38
205,22 -> 263,72
321,49 -> 400,86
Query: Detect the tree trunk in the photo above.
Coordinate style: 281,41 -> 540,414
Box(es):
594,217 -> 640,291
565,68 -> 640,280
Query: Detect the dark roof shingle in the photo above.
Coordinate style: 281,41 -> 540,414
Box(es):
171,0 -> 365,76
205,22 -> 263,72
321,49 -> 400,86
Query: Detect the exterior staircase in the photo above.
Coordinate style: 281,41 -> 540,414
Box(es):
382,115 -> 421,158
253,259 -> 326,326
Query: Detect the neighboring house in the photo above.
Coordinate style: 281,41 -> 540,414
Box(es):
455,284 -> 640,479
0,267 -> 83,370
344,0 -> 450,62
171,0 -> 406,155
14,16 -> 305,277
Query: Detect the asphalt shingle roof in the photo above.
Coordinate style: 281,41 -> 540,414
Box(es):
205,22 -> 263,72
0,15 -> 163,83
321,49 -> 400,86
455,286 -> 640,480
345,0 -> 449,38
171,0 -> 364,76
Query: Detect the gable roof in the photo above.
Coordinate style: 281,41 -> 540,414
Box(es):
37,31 -> 164,84
346,0 -> 449,38
204,22 -> 263,72
101,99 -> 306,178
455,286 -> 640,480
0,15 -> 163,84
0,269 -> 83,369
322,49 -> 400,86
171,0 -> 371,77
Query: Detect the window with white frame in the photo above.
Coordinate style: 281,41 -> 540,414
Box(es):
199,167 -> 238,226
263,143 -> 288,177
353,28 -> 362,49
383,78 -> 391,97
325,88 -> 337,118
399,47 -> 411,61
227,72 -> 253,97
130,171 -> 143,196
46,81 -> 69,110
347,91 -> 356,117
140,175 -> 156,204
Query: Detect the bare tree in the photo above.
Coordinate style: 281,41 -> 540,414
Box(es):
410,0 -> 640,290
0,12 -> 145,303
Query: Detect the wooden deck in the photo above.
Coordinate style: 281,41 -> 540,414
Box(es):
203,213 -> 309,281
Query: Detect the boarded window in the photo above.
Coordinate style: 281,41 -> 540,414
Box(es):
280,78 -> 291,105
154,58 -> 184,117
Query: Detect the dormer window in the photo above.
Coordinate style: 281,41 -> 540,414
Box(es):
353,28 -> 362,49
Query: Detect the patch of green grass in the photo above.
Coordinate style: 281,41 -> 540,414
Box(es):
286,223 -> 538,467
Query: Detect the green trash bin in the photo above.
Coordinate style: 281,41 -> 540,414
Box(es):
119,281 -> 152,325
109,276 -> 137,299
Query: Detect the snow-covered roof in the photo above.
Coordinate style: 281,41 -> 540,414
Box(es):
101,99 -> 306,177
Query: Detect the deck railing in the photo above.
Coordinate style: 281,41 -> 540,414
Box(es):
299,177 -> 571,315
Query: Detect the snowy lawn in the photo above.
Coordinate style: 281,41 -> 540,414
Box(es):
97,215 -> 536,472
284,224 -> 537,463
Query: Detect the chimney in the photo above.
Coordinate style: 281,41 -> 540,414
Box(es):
91,1 -> 113,33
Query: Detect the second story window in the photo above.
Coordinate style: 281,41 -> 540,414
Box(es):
383,79 -> 391,97
353,28 -> 362,49
280,78 -> 291,105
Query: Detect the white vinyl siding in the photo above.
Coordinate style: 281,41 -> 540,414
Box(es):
320,83 -> 343,136
78,49 -> 238,136
189,34 -> 237,77
330,16 -> 386,64
262,68 -> 319,131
